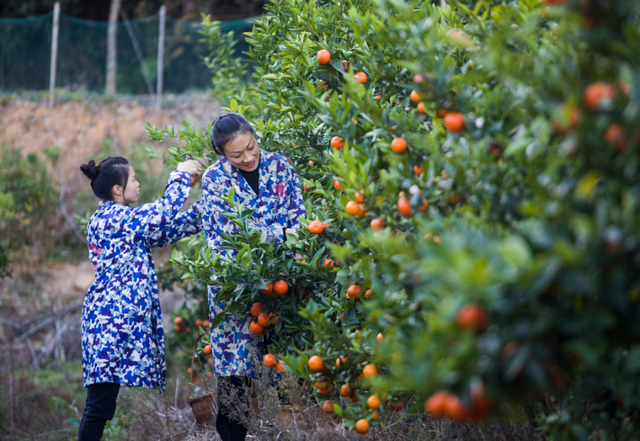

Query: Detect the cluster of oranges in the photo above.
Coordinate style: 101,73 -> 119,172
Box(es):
263,353 -> 286,374
425,384 -> 495,422
247,281 -> 290,334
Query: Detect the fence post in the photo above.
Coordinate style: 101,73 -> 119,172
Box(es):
106,0 -> 121,94
156,5 -> 166,111
48,2 -> 60,108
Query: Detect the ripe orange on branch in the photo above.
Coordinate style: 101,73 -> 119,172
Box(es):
370,217 -> 385,231
346,285 -> 361,298
363,364 -> 378,378
355,419 -> 370,434
250,302 -> 263,317
391,137 -> 408,153
274,280 -> 289,295
367,394 -> 381,409
354,72 -> 368,84
397,197 -> 412,217
583,82 -> 615,111
249,321 -> 264,334
264,353 -> 278,369
257,312 -> 270,327
410,90 -> 421,102
322,401 -> 334,414
308,220 -> 324,234
340,383 -> 353,397
456,303 -> 488,333
330,136 -> 344,149
443,112 -> 466,132
316,49 -> 331,65
346,200 -> 360,215
417,102 -> 426,114
259,282 -> 274,294
204,345 -> 212,355
308,355 -> 325,372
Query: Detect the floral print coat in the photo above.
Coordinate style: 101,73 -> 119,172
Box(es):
199,150 -> 306,378
82,170 -> 201,392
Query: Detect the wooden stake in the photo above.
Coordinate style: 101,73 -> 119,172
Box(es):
106,0 -> 121,94
156,5 -> 166,111
48,2 -> 60,108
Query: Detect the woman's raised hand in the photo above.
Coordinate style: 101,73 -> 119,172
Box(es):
177,159 -> 203,178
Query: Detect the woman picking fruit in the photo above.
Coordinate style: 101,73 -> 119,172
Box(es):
199,113 -> 306,441
78,156 -> 202,440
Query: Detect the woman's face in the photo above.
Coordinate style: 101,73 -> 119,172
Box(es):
223,132 -> 260,172
113,166 -> 140,204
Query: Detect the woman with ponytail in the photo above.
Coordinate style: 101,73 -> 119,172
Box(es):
77,156 -> 202,441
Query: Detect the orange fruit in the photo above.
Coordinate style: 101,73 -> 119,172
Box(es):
370,217 -> 385,231
367,394 -> 381,409
204,344 -> 212,355
424,391 -> 449,418
269,313 -> 278,324
324,258 -> 335,269
397,197 -> 412,217
436,108 -> 447,118
308,355 -> 325,372
195,318 -> 203,327
391,137 -> 408,154
456,303 -> 487,333
355,190 -> 364,203
414,164 -> 424,176
376,333 -> 383,344
346,200 -> 360,215
469,383 -> 495,421
443,112 -> 465,132
303,182 -> 312,192
259,282 -> 274,294
418,199 -> 429,212
414,74 -> 426,83
340,383 -> 353,397
264,353 -> 278,369
364,289 -> 373,298
249,321 -> 264,334
443,394 -> 469,422
355,419 -> 370,434
583,82 -> 615,111
410,90 -> 421,102
250,302 -> 264,317
372,411 -> 379,420
354,72 -> 368,84
341,60 -> 349,71
203,320 -> 209,328
388,399 -> 405,411
274,280 -> 289,295
330,136 -> 344,149
363,364 -> 378,378
357,204 -> 367,218
350,393 -> 360,403
334,179 -> 342,191
174,317 -> 183,326
318,82 -> 329,91
346,285 -> 361,298
186,367 -> 193,377
322,401 -> 334,414
605,123 -> 627,151
276,361 -> 286,374
316,49 -> 331,65
336,356 -> 347,367
308,220 -> 325,234
417,102 -> 426,114
174,324 -> 183,333
375,94 -> 382,101
449,196 -> 463,205
257,312 -> 270,327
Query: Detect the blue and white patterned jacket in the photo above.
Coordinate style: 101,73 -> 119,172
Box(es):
199,150 -> 306,378
82,170 -> 201,392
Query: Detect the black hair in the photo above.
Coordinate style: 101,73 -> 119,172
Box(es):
80,156 -> 130,201
210,112 -> 255,155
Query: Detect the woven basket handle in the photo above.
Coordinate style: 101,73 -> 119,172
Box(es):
188,333 -> 212,400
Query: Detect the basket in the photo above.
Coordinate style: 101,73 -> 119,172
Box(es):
188,333 -> 218,426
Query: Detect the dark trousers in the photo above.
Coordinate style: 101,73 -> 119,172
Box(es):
78,382 -> 120,441
216,376 -> 250,441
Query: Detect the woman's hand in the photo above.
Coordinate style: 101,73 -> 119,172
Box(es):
177,159 -> 203,178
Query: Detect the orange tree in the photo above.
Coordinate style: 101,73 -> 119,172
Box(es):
147,0 -> 640,438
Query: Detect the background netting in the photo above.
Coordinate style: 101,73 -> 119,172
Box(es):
0,12 -> 254,94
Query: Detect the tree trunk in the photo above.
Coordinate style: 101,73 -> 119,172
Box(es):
105,0 -> 121,94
